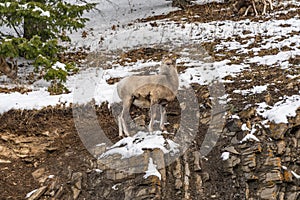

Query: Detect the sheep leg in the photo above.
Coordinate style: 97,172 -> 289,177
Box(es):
252,0 -> 258,16
244,5 -> 251,16
118,115 -> 124,137
232,2 -> 239,15
268,0 -> 273,10
119,98 -> 132,137
159,105 -> 167,131
263,0 -> 273,15
262,0 -> 267,15
119,111 -> 130,137
149,104 -> 158,133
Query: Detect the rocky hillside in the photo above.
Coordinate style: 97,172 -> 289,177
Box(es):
0,1 -> 300,200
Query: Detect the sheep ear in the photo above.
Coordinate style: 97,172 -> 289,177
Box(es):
170,54 -> 178,63
172,58 -> 177,65
163,54 -> 177,65
169,56 -> 176,65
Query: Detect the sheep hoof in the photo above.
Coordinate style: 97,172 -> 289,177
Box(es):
118,133 -> 129,138
118,131 -> 124,137
123,130 -> 136,137
118,130 -> 129,138
160,126 -> 167,132
118,132 -> 123,138
148,129 -> 154,134
124,132 -> 130,137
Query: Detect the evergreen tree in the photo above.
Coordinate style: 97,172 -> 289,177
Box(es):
0,0 -> 96,94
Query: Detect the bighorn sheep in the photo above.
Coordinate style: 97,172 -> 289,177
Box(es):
233,0 -> 273,16
117,56 -> 179,137
261,0 -> 273,15
0,57 -> 17,79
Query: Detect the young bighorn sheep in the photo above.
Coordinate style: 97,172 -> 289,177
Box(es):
0,57 -> 18,79
261,0 -> 273,15
233,0 -> 273,16
117,56 -> 179,137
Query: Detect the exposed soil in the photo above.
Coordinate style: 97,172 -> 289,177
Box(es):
139,2 -> 300,23
0,83 -> 213,199
1,1 -> 300,200
0,86 -> 32,94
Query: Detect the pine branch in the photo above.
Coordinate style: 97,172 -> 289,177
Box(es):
12,25 -> 22,38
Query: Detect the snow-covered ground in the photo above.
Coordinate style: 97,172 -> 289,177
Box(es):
1,2 -> 298,112
1,2 -> 299,123
1,1 -> 299,118
100,131 -> 179,159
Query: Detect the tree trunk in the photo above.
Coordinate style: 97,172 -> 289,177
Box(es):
0,57 -> 18,79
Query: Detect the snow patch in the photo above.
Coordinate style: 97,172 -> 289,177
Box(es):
25,189 -> 38,199
221,152 -> 230,161
33,6 -> 50,17
94,169 -> 103,173
230,115 -> 240,119
144,158 -> 161,180
0,88 -> 73,114
233,85 -> 268,95
282,166 -> 288,170
52,61 -> 66,71
112,183 -> 121,190
241,134 -> 260,143
48,175 -> 55,179
291,171 -> 300,179
99,131 -> 180,159
257,95 -> 300,123
241,124 -> 251,131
